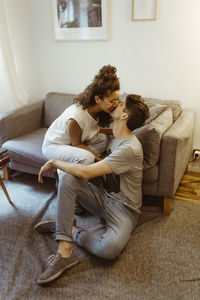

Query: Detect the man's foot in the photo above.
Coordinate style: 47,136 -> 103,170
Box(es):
34,220 -> 56,233
34,219 -> 78,234
37,252 -> 79,285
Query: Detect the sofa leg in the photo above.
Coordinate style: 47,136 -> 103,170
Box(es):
3,167 -> 10,180
163,197 -> 172,215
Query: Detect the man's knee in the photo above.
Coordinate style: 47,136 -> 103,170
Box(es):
96,240 -> 123,260
58,172 -> 77,187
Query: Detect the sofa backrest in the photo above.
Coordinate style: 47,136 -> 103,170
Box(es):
44,92 -> 77,127
143,98 -> 182,122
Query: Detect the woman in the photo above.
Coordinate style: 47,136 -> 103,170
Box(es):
42,65 -> 120,165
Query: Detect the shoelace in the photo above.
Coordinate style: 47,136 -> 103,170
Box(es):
47,254 -> 54,264
47,254 -> 60,266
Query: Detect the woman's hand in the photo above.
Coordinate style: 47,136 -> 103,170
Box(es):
95,156 -> 102,162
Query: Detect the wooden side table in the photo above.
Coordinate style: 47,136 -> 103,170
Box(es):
0,151 -> 12,203
0,176 -> 12,203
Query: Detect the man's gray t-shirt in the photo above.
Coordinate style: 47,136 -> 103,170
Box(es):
103,134 -> 143,214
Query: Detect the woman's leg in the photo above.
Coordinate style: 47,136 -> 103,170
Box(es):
85,133 -> 108,157
42,141 -> 95,165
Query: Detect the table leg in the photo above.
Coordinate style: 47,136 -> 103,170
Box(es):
3,166 -> 10,180
0,176 -> 12,203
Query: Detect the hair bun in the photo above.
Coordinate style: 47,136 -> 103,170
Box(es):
97,65 -> 117,81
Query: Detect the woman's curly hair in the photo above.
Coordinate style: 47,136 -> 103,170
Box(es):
73,65 -> 120,127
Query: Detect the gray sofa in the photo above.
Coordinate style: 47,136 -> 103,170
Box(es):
0,92 -> 195,214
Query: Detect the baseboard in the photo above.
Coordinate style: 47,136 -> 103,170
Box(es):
187,159 -> 200,173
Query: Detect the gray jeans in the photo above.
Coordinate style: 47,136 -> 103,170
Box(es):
56,173 -> 139,260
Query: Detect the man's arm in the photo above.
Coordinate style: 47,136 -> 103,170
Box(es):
38,159 -> 112,183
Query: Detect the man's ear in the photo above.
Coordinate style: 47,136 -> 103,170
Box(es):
121,112 -> 128,121
94,95 -> 101,104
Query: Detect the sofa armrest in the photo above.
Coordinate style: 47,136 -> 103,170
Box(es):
0,100 -> 44,147
157,108 -> 195,198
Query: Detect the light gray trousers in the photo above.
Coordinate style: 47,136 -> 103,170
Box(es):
42,133 -> 108,165
55,173 -> 139,260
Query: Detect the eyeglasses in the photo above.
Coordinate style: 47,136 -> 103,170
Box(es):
102,98 -> 122,105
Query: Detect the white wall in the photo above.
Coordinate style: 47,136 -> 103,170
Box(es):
4,0 -> 200,146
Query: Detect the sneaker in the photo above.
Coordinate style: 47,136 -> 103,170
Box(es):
37,252 -> 79,285
34,219 -> 77,234
34,220 -> 56,233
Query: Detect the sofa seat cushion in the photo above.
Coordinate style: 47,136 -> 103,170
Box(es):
134,108 -> 173,170
44,92 -> 77,127
3,128 -> 47,168
143,165 -> 158,182
8,160 -> 42,175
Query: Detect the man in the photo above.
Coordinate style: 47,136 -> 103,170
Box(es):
35,94 -> 149,285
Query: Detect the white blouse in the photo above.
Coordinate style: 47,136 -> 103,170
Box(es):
44,104 -> 100,145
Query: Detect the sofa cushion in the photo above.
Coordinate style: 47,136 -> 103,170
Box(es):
144,103 -> 167,125
9,160 -> 43,176
44,92 -> 77,127
134,108 -> 173,169
144,98 -> 182,122
142,181 -> 158,196
3,128 -> 47,168
143,165 -> 158,182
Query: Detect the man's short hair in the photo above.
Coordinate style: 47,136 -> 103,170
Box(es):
125,94 -> 150,131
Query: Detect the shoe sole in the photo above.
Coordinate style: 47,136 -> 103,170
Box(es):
37,258 -> 79,285
34,220 -> 56,233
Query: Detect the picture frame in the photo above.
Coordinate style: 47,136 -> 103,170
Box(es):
132,0 -> 158,21
51,0 -> 110,41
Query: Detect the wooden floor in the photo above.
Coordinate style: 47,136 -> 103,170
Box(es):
174,171 -> 200,204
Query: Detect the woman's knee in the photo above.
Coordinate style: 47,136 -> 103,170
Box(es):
42,144 -> 57,160
58,172 -> 78,187
43,145 -> 95,165
42,146 -> 51,159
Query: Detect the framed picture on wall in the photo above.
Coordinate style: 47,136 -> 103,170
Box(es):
132,0 -> 158,21
51,0 -> 110,41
